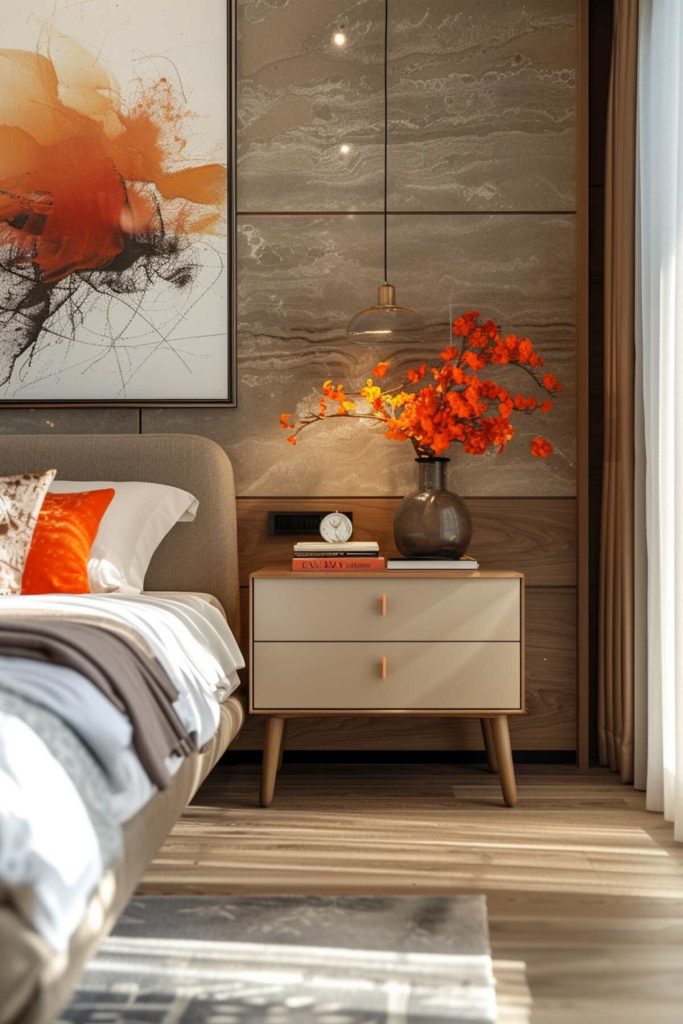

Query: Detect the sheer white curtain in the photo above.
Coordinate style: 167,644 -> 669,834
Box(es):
637,0 -> 683,838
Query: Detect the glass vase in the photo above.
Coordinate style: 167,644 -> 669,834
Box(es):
393,457 -> 472,559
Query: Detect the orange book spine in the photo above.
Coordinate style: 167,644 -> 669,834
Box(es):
291,557 -> 386,571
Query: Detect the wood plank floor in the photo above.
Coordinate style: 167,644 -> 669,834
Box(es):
140,763 -> 683,1024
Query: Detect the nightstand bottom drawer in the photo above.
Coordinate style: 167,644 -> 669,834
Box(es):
252,641 -> 521,711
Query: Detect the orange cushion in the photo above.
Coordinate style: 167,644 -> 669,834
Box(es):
22,489 -> 115,595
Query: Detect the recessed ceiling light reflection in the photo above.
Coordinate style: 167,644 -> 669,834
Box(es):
333,32 -> 347,47
340,143 -> 351,154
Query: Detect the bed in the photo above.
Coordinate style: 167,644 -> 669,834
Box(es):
0,433 -> 244,1024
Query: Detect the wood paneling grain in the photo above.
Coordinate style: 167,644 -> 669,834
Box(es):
235,587 -> 575,751
237,497 -> 576,587
576,0 -> 591,767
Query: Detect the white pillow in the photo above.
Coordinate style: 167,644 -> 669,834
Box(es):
49,481 -> 199,593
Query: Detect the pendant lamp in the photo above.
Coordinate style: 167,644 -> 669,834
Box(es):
346,0 -> 425,343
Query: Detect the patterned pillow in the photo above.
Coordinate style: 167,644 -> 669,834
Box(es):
0,470 -> 56,595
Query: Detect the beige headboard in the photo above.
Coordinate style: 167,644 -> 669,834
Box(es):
0,433 -> 239,629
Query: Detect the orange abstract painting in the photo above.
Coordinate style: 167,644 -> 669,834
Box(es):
0,3 -> 232,403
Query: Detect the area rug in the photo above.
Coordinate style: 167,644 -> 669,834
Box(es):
59,895 -> 496,1024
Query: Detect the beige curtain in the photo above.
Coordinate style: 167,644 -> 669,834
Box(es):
599,0 -> 640,782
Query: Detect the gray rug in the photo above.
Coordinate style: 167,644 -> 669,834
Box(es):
59,896 -> 496,1024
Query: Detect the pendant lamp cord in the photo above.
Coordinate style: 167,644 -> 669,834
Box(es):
383,0 -> 388,283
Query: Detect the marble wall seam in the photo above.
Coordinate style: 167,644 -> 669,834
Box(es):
0,409 -> 141,436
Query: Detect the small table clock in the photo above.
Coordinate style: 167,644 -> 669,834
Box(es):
319,511 -> 353,544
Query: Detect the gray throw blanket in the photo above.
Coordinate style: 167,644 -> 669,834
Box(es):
0,620 -> 196,788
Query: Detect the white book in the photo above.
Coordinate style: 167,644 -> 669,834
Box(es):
294,541 -> 379,553
386,557 -> 479,570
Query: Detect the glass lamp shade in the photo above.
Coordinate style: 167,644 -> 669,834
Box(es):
347,282 -> 425,343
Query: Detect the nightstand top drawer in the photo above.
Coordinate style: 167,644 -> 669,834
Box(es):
252,574 -> 521,642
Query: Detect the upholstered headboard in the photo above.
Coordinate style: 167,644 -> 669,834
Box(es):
0,434 -> 239,629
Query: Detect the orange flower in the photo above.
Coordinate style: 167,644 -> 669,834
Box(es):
406,363 -> 427,384
518,338 -> 534,364
463,350 -> 486,370
488,417 -> 515,450
463,430 -> 489,455
452,311 -> 480,337
530,436 -> 553,457
491,344 -> 511,365
371,360 -> 391,379
280,311 -> 561,463
504,334 -> 520,356
468,327 -> 488,349
322,379 -> 347,401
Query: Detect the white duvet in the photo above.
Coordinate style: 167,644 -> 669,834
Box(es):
0,592 -> 244,746
0,592 -> 244,950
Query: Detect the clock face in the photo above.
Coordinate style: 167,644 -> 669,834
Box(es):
320,512 -> 353,543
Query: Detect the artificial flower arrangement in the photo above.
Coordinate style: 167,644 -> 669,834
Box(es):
280,310 -> 561,460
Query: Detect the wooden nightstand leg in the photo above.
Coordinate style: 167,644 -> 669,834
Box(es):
260,717 -> 286,808
490,716 -> 518,807
278,718 -> 288,770
480,718 -> 499,774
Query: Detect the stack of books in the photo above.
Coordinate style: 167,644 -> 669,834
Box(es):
292,541 -> 384,571
386,555 -> 479,570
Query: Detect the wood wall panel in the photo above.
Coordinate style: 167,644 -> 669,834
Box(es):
234,588 -> 575,751
237,497 -> 576,587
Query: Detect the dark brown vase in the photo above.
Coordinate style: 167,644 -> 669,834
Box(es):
393,457 -> 472,559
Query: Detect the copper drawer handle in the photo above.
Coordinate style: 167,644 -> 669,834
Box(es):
379,593 -> 388,616
379,656 -> 388,680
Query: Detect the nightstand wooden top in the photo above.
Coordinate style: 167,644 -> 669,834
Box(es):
251,564 -> 524,580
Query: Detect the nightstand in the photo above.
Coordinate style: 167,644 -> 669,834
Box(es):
249,566 -> 524,807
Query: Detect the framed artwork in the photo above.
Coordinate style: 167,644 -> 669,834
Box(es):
0,0 -> 235,406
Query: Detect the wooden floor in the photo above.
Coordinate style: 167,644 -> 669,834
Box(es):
140,762 -> 683,1024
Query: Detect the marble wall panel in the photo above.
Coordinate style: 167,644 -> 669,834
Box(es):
238,0 -> 576,215
0,408 -> 139,435
389,0 -> 576,211
146,210 -> 575,497
237,0 -> 384,211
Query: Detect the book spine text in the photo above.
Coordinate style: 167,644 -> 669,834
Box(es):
292,557 -> 386,571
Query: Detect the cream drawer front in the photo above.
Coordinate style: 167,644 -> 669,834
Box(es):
253,578 -> 520,642
253,642 -> 521,710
